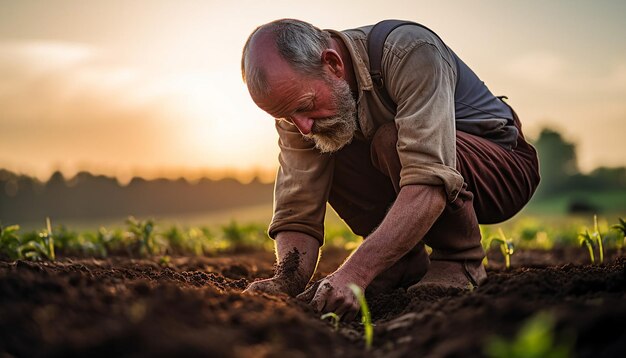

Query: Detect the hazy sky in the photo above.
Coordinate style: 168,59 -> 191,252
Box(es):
1,0 -> 625,182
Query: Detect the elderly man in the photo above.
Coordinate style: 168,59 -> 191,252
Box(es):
241,18 -> 539,320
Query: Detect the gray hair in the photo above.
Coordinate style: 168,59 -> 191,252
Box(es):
241,19 -> 331,98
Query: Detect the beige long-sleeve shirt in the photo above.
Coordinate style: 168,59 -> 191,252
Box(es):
268,24 -> 469,245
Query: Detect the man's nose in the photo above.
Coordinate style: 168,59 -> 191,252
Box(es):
291,115 -> 314,135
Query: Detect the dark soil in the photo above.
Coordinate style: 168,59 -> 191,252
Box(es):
1,247 -> 624,358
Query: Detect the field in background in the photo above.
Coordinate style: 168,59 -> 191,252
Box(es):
18,193 -> 626,231
15,202 -> 345,232
5,199 -> 624,264
521,189 -> 626,216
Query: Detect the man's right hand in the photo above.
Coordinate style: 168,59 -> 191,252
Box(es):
242,231 -> 320,297
243,276 -> 301,297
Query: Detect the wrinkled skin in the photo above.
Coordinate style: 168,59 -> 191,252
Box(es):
297,273 -> 362,322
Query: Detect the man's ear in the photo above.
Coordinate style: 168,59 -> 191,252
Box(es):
321,49 -> 344,79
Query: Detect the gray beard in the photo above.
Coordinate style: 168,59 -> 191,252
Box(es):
304,78 -> 357,153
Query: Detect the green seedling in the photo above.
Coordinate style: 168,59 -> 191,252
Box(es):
348,283 -> 373,350
484,311 -> 572,358
320,312 -> 340,331
592,215 -> 604,264
611,217 -> 626,249
159,255 -> 172,267
18,218 -> 56,261
76,231 -> 107,258
164,226 -> 186,254
0,223 -> 21,260
578,230 -> 595,264
578,215 -> 605,265
45,217 -> 55,260
126,216 -> 159,256
220,221 -> 269,252
490,228 -> 515,269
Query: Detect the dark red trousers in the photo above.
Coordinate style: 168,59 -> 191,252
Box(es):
328,108 -> 540,262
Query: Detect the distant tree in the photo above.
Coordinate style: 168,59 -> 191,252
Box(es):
533,128 -> 579,198
590,167 -> 626,189
46,171 -> 67,190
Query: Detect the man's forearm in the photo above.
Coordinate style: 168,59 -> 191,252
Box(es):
339,184 -> 446,287
274,231 -> 321,291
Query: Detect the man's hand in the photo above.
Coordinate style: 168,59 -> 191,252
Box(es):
243,231 -> 320,297
297,185 -> 446,321
243,276 -> 300,297
297,271 -> 364,322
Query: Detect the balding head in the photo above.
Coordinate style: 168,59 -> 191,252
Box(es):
241,19 -> 331,99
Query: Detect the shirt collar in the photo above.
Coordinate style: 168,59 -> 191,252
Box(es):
325,29 -> 373,92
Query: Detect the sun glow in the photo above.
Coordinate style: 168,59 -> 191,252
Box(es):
0,0 -> 625,181
167,70 -> 279,171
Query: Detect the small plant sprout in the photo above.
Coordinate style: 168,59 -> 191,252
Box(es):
348,283 -> 373,350
159,255 -> 171,267
45,217 -> 55,261
592,215 -> 604,264
611,217 -> 625,250
485,311 -> 572,358
0,223 -> 21,260
320,312 -> 340,331
17,218 -> 56,261
126,216 -> 159,256
490,228 -> 515,269
579,230 -> 595,264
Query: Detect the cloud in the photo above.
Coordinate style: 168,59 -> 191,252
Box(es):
0,40 -> 180,171
0,40 -> 97,61
0,40 -> 159,123
0,41 -> 83,97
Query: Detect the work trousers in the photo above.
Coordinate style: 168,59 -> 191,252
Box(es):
328,108 -> 540,262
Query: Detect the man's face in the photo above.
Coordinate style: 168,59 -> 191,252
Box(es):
253,65 -> 357,153
300,73 -> 357,153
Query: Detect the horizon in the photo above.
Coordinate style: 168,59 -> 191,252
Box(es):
0,166 -> 278,186
1,1 -> 625,180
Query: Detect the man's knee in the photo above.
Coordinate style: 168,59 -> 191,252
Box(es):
423,186 -> 485,262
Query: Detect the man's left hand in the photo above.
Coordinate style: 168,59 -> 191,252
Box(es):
296,272 -> 363,322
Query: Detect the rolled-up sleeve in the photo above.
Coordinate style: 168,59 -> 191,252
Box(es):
268,120 -> 334,245
385,41 -> 464,201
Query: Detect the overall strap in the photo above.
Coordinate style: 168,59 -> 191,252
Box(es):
367,19 -> 445,113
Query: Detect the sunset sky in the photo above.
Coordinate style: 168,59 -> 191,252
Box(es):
1,0 -> 625,183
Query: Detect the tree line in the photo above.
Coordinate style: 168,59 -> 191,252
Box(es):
1,128 -> 624,223
533,128 -> 626,198
0,170 -> 273,224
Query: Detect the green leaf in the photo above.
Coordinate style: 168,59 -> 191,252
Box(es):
348,283 -> 373,350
